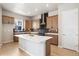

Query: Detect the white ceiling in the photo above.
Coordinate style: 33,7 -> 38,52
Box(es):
1,3 -> 58,16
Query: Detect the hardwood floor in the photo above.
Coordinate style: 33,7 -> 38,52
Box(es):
50,45 -> 79,56
0,42 -> 79,56
0,42 -> 29,56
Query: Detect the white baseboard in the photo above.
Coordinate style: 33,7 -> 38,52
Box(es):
19,47 -> 34,56
58,45 -> 79,52
58,45 -> 63,48
76,49 -> 79,52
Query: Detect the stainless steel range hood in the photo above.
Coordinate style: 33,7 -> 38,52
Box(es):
40,14 -> 45,25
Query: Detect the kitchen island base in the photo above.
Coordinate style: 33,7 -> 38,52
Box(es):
15,34 -> 52,56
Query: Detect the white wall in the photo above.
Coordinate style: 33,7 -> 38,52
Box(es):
48,10 -> 58,16
0,5 -> 2,47
58,3 -> 79,51
2,24 -> 14,43
32,15 -> 41,29
32,19 -> 40,29
58,3 -> 79,11
33,15 -> 41,20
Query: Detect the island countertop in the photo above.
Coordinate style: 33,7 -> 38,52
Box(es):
15,34 -> 52,43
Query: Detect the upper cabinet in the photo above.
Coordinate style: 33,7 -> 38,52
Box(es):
25,20 -> 32,31
47,15 -> 58,33
2,15 -> 14,24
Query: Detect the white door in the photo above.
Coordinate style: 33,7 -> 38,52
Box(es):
61,8 -> 78,51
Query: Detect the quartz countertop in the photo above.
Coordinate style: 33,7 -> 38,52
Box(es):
14,31 -> 58,35
45,33 -> 58,35
15,34 -> 52,43
31,32 -> 58,35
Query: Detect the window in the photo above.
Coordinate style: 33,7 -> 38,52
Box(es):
15,19 -> 23,31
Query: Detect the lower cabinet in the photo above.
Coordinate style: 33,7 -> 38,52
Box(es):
13,31 -> 19,42
13,36 -> 18,42
45,34 -> 58,45
45,34 -> 58,56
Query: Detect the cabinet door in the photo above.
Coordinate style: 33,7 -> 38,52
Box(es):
2,15 -> 14,24
52,35 -> 58,45
29,20 -> 32,29
25,20 -> 32,31
2,16 -> 9,24
9,18 -> 14,24
52,15 -> 58,32
47,15 -> 58,33
45,34 -> 58,45
47,17 -> 52,29
60,8 -> 78,51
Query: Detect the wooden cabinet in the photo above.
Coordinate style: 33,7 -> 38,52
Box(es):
45,33 -> 58,56
25,20 -> 32,31
13,30 -> 19,42
47,15 -> 58,33
46,17 -> 51,28
46,35 -> 58,56
13,36 -> 18,42
50,45 -> 78,56
2,15 -> 14,24
51,35 -> 58,45
45,34 -> 58,45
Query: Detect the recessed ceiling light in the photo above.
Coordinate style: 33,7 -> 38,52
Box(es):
46,4 -> 49,7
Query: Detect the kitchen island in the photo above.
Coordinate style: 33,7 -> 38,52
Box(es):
15,34 -> 52,56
